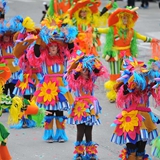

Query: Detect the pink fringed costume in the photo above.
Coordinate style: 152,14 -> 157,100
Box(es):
111,57 -> 159,160
67,55 -> 109,160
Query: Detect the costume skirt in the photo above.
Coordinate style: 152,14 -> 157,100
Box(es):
67,95 -> 102,126
111,108 -> 158,145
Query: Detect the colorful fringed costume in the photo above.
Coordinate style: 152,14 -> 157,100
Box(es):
68,0 -> 118,56
97,7 -> 159,102
0,53 -> 12,160
27,26 -> 77,142
67,55 -> 109,160
13,16 -> 40,100
151,135 -> 160,159
111,57 -> 159,160
0,14 -> 24,98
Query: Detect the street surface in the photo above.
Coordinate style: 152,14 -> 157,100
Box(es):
1,0 -> 160,160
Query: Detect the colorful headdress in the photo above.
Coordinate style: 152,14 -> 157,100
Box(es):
39,25 -> 77,45
108,7 -> 138,27
0,0 -> 8,13
117,57 -> 148,90
69,0 -> 100,18
67,55 -> 109,91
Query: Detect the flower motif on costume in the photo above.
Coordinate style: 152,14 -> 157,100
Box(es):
34,80 -> 59,106
71,101 -> 89,121
119,148 -> 127,160
18,74 -> 29,91
114,110 -> 142,140
86,145 -> 98,154
74,145 -> 85,154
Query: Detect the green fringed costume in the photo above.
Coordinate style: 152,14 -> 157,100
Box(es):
97,8 -> 153,102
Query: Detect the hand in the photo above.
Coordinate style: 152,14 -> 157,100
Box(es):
45,111 -> 52,115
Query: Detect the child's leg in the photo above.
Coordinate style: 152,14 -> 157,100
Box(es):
55,110 -> 68,142
43,110 -> 54,142
85,125 -> 93,142
76,124 -> 85,141
126,143 -> 137,160
85,125 -> 98,160
136,141 -> 147,160
73,124 -> 85,159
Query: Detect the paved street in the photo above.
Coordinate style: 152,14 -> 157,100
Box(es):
1,0 -> 160,160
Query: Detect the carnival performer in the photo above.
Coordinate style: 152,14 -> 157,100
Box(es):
0,4 -> 23,99
13,16 -> 40,101
67,55 -> 109,160
151,135 -> 160,159
97,7 -> 160,103
27,25 -> 77,142
8,17 -> 43,129
149,59 -> 160,160
68,0 -> 118,56
111,57 -> 159,160
0,56 -> 12,160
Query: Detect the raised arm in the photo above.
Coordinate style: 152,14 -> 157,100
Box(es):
96,28 -> 109,34
136,32 -> 152,42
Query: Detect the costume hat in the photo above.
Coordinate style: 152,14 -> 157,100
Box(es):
13,35 -> 37,58
68,0 -> 101,18
108,7 -> 139,27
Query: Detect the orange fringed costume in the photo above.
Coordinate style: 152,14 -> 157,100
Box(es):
97,7 -> 160,102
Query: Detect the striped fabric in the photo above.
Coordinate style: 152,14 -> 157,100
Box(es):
68,89 -> 101,126
13,86 -> 36,97
67,116 -> 101,126
6,71 -> 19,83
37,101 -> 70,111
111,129 -> 158,145
109,60 -> 122,75
6,46 -> 13,53
42,63 -> 61,74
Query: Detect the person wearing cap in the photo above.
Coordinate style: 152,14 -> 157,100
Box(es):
68,0 -> 118,56
98,7 -> 160,103
112,57 -> 159,160
67,55 -> 109,160
27,25 -> 77,143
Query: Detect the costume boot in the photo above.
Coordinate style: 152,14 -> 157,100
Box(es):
54,116 -> 68,142
0,145 -> 12,160
85,141 -> 98,160
136,157 -> 143,160
73,141 -> 85,160
43,116 -> 54,142
128,152 -> 136,160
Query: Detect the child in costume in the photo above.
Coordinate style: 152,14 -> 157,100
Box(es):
111,57 -> 159,160
97,7 -> 160,103
68,0 -> 118,56
0,57 -> 12,160
27,25 -> 77,142
67,55 -> 109,160
10,17 -> 42,129
0,0 -> 23,100
13,16 -> 40,101
149,59 -> 160,159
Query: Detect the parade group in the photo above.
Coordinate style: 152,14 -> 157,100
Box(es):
0,0 -> 160,159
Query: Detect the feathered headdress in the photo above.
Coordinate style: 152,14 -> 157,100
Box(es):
67,55 -> 109,91
117,57 -> 148,90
